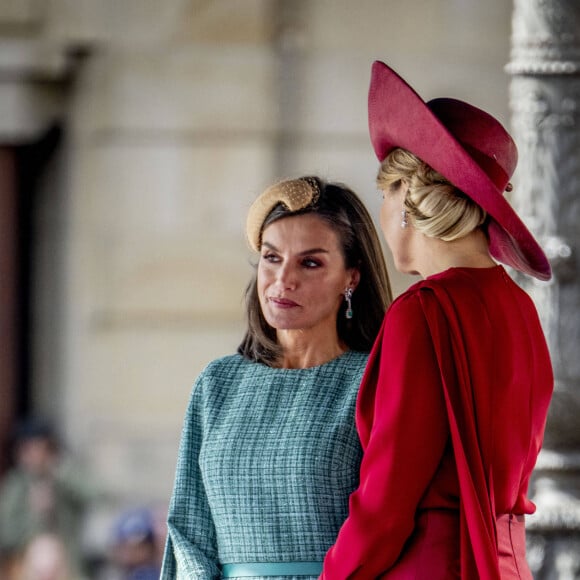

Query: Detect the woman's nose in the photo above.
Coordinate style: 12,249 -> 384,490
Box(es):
276,262 -> 297,289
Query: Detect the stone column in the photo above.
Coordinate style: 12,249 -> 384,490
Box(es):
270,0 -> 309,177
507,0 -> 580,577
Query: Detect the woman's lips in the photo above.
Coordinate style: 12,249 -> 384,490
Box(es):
269,297 -> 299,308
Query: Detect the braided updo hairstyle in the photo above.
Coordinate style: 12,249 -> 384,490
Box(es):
377,148 -> 487,241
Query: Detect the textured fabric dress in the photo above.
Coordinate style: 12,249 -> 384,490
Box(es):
161,350 -> 368,580
321,266 -> 553,579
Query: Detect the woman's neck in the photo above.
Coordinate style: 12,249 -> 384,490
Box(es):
415,230 -> 496,279
276,329 -> 347,369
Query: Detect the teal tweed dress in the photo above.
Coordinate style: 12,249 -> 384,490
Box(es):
160,350 -> 367,579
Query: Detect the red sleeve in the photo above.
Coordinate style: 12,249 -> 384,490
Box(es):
321,293 -> 449,579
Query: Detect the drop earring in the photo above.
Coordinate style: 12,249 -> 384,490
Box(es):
401,209 -> 408,229
344,288 -> 353,319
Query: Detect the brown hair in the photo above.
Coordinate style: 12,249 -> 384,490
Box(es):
238,176 -> 392,366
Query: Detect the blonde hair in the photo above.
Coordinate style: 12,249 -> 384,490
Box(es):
377,148 -> 487,241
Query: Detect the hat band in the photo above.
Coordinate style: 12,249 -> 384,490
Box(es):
460,142 -> 510,192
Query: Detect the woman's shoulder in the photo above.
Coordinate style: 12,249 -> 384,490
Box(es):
190,354 -> 254,400
203,352 -> 245,370
381,279 -> 456,339
385,267 -> 528,336
320,350 -> 370,381
199,352 -> 292,383
387,283 -> 430,317
199,353 -> 251,380
389,267 -> 497,311
341,349 -> 370,368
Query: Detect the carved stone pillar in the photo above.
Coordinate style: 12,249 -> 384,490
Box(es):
507,0 -> 580,577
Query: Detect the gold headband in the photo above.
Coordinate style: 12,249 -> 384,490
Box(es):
246,177 -> 321,252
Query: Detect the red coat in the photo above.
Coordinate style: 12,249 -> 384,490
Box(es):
321,266 -> 553,579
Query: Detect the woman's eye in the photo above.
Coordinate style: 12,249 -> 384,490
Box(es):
302,258 -> 321,268
262,253 -> 280,263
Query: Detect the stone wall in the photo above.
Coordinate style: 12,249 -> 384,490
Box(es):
2,0 -> 514,508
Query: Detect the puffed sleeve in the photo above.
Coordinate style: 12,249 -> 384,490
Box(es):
321,292 -> 449,579
160,372 -> 220,579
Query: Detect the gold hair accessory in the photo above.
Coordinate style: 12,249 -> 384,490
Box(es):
246,177 -> 320,252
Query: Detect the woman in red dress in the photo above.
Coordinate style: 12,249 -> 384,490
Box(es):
321,61 -> 554,579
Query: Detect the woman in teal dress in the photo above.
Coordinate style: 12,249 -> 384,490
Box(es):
160,176 -> 392,579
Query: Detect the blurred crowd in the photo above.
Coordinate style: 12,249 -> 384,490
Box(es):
0,418 -> 166,580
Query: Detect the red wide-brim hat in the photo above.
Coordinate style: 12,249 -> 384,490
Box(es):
368,60 -> 551,281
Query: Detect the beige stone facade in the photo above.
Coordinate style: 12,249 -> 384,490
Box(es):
1,0 -> 512,507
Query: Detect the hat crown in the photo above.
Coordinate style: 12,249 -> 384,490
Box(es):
367,60 -> 550,280
427,98 -> 518,191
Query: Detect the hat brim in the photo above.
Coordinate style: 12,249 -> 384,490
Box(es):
368,60 -> 551,281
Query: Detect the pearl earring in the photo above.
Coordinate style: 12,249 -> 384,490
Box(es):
401,209 -> 408,229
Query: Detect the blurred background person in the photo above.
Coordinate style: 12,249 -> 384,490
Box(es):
0,418 -> 100,580
18,533 -> 72,580
97,506 -> 163,580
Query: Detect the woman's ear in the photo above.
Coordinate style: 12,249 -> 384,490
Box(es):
349,268 -> 361,291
